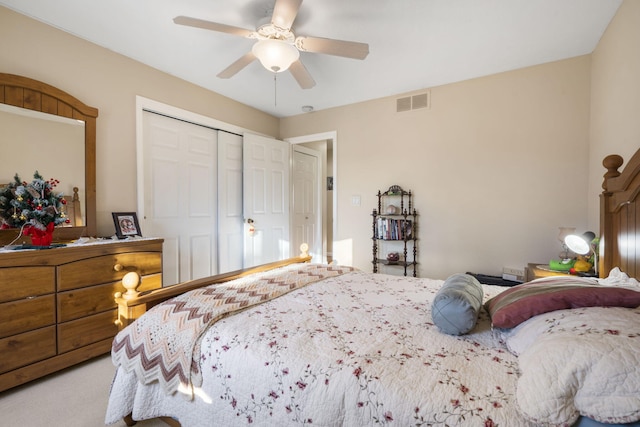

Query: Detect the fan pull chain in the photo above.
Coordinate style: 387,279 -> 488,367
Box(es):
273,72 -> 277,107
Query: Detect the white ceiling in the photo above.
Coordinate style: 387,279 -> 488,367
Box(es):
0,0 -> 622,118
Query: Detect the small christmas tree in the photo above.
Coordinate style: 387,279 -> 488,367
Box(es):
0,171 -> 68,232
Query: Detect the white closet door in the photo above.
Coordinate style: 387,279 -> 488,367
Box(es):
243,133 -> 290,267
217,131 -> 244,273
142,111 -> 218,285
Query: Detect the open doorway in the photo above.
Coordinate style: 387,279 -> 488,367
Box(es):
286,132 -> 336,264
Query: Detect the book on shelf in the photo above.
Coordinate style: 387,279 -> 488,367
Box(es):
376,217 -> 412,240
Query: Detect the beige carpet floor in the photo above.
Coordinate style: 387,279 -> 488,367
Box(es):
0,354 -> 166,427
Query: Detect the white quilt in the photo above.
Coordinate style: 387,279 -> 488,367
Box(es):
503,306 -> 640,425
106,268 -> 640,426
107,270 -> 540,426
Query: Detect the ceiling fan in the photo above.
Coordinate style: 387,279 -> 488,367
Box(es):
173,0 -> 369,89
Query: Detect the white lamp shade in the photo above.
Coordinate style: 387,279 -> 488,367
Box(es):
252,39 -> 299,73
564,234 -> 590,255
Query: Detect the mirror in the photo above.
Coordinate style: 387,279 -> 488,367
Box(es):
0,103 -> 86,224
0,73 -> 98,245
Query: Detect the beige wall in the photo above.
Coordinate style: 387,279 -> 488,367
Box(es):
281,56 -> 592,278
0,6 -> 279,236
280,0 -> 640,278
588,0 -> 640,230
3,2 -> 637,279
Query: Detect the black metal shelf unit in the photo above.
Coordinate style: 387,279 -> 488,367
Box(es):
372,185 -> 418,277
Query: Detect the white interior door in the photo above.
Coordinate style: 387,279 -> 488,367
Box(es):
217,131 -> 244,273
142,111 -> 218,285
243,133 -> 290,267
292,145 -> 321,262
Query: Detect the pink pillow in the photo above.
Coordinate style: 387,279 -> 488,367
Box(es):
484,276 -> 640,328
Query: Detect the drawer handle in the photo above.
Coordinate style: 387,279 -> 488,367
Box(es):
114,264 -> 138,273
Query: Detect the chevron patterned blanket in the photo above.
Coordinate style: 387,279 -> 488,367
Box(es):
111,263 -> 357,397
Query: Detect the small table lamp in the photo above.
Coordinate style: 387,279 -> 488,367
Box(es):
564,231 -> 598,276
557,226 -> 576,259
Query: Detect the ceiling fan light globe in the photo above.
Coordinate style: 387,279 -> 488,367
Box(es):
252,39 -> 299,73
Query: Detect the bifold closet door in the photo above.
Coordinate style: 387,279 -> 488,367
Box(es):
217,131 -> 243,273
142,111 -> 218,286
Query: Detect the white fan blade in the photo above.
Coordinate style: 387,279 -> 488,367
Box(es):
295,36 -> 369,60
289,60 -> 315,89
272,0 -> 302,30
217,52 -> 257,79
174,16 -> 254,38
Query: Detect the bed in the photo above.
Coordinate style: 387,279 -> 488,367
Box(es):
105,150 -> 640,427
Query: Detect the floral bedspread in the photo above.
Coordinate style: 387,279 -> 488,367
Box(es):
107,270 -> 539,426
111,263 -> 357,397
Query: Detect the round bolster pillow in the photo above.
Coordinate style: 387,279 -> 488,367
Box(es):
431,273 -> 484,335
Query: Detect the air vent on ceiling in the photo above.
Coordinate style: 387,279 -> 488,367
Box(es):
396,91 -> 430,113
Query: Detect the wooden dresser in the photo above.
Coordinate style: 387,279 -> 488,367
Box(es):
0,238 -> 163,392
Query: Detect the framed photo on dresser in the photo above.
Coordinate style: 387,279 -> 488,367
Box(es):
112,212 -> 142,238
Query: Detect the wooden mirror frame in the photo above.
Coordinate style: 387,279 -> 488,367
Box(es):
0,73 -> 98,242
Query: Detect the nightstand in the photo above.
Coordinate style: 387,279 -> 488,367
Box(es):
525,263 -> 571,282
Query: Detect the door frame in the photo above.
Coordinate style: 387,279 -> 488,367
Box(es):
286,131 -> 338,263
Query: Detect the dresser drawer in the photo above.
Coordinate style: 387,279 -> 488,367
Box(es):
0,267 -> 55,303
0,326 -> 57,374
57,252 -> 162,291
57,273 -> 162,322
0,295 -> 55,339
58,310 -> 119,353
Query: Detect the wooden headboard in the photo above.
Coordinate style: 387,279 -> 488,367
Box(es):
600,149 -> 640,278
